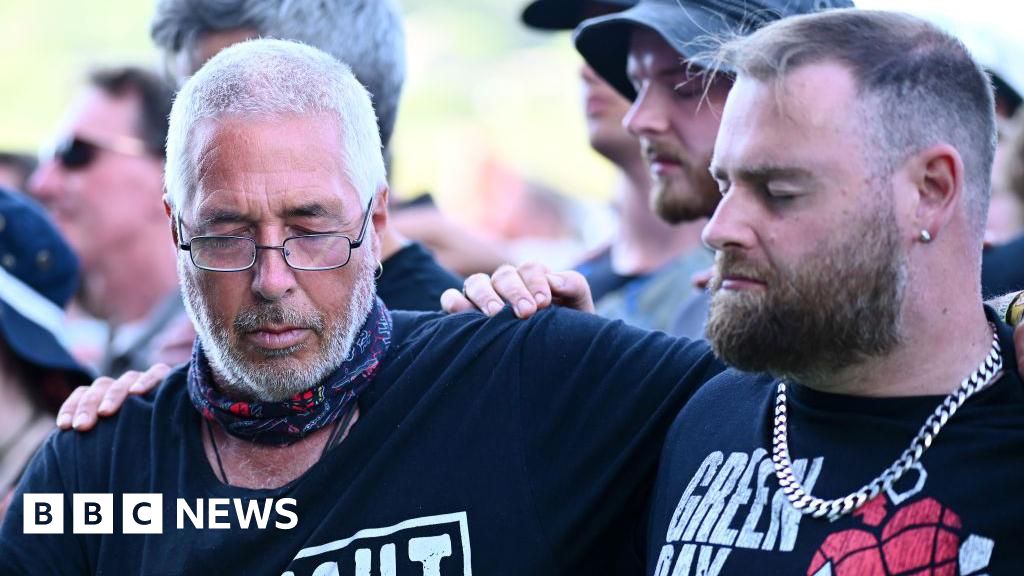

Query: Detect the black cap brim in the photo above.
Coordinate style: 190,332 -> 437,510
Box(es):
574,1 -> 727,100
522,0 -> 636,31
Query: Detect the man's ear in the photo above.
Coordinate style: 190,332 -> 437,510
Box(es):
911,143 -> 964,240
163,195 -> 179,246
371,184 -> 390,258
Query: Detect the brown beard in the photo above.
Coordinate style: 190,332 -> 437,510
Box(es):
704,200 -> 906,382
643,141 -> 720,223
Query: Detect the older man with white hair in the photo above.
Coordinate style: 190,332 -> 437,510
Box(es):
0,39 -> 728,574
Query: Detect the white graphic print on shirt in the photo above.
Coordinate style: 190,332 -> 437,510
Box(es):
655,450 -> 995,576
282,512 -> 472,576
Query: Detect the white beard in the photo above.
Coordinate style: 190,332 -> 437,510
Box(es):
180,243 -> 377,402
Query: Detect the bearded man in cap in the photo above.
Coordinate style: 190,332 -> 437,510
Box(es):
463,0 -> 854,336
520,0 -> 715,337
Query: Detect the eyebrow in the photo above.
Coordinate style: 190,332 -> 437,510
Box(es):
628,66 -> 690,84
283,203 -> 344,221
711,163 -> 817,183
194,203 -> 347,230
195,209 -> 249,229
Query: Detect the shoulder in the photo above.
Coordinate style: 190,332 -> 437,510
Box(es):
391,305 -> 660,347
661,368 -> 775,443
387,307 -> 536,358
45,367 -> 188,481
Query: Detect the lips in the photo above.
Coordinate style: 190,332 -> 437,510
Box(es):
718,275 -> 767,291
244,325 -> 310,350
648,154 -> 684,176
642,140 -> 686,175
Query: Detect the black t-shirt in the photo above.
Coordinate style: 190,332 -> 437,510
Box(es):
377,242 -> 461,311
576,247 -> 638,302
982,235 -> 1024,297
646,313 -> 1024,575
0,307 -> 724,575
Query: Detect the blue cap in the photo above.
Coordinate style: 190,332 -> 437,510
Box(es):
0,187 -> 92,383
574,0 -> 855,99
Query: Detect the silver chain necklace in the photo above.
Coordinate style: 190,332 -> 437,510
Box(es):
771,329 -> 1003,522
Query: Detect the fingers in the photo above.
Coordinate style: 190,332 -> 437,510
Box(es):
133,363 -> 171,393
98,363 -> 169,417
55,365 -> 172,432
447,262 -> 581,320
547,271 -> 596,313
56,385 -> 93,429
440,288 -> 475,314
517,262 -> 553,309
70,375 -> 119,432
492,263 -> 549,318
463,272 -> 505,316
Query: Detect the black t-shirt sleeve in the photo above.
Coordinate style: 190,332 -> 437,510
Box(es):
513,308 -> 724,566
982,236 -> 1024,297
0,432 -> 88,575
376,242 -> 462,312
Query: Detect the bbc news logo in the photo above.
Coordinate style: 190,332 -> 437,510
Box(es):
23,494 -> 298,534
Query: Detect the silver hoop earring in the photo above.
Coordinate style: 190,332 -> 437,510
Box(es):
919,230 -> 933,243
374,260 -> 384,279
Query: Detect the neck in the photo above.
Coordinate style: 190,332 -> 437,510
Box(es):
801,266 -> 993,397
201,407 -> 359,489
610,160 -> 706,275
83,224 -> 179,326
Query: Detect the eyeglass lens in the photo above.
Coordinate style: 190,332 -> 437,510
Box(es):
55,138 -> 97,170
190,234 -> 354,271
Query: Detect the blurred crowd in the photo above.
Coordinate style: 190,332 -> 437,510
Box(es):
0,0 -> 1022,571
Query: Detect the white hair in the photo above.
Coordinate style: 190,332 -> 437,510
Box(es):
165,38 -> 386,216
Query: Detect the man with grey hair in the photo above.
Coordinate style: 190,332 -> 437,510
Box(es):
0,38 -> 734,574
151,0 -> 460,315
48,0 -> 461,433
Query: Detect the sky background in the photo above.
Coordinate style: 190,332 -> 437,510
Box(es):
1,0 -> 1020,211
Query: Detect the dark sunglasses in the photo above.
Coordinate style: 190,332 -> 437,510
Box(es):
49,134 -> 148,170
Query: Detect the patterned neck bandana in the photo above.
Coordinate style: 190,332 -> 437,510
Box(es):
187,298 -> 392,446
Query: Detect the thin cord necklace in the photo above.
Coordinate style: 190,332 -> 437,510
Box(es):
771,328 -> 1003,522
206,408 -> 356,485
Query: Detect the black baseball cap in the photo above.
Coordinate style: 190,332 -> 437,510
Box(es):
574,0 -> 855,99
521,0 -> 636,31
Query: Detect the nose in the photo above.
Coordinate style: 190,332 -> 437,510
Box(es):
701,187 -> 757,252
623,84 -> 668,137
580,63 -> 599,84
27,159 -> 65,206
250,244 -> 298,302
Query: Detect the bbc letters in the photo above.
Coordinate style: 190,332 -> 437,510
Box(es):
23,493 -> 298,534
